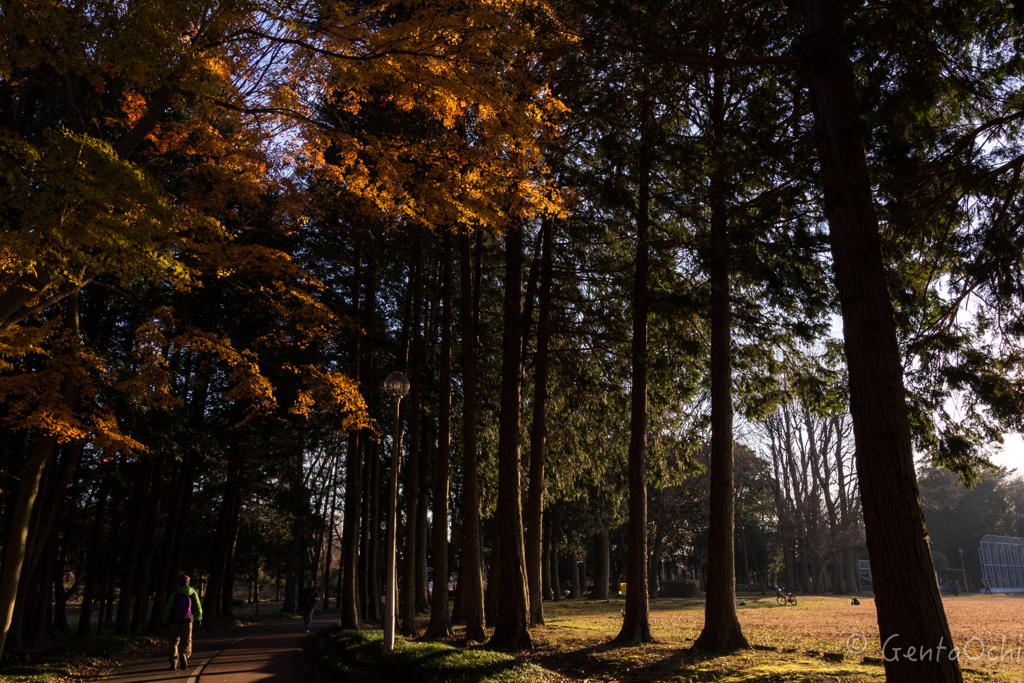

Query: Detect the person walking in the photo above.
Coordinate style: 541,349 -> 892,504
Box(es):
164,575 -> 203,670
984,578 -> 993,594
300,580 -> 319,633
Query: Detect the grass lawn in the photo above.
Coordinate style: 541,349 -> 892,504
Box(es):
317,593 -> 1024,682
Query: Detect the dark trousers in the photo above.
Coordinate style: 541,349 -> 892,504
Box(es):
303,607 -> 314,631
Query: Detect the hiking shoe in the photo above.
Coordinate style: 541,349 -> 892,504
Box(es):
169,661 -> 178,670
179,655 -> 188,669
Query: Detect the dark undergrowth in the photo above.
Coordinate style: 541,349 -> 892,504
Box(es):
0,632 -> 163,683
309,626 -> 564,683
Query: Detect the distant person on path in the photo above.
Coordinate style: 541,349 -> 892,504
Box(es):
301,581 -> 319,633
952,580 -> 961,596
164,575 -> 203,670
984,578 -> 993,594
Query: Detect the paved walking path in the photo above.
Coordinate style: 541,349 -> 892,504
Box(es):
95,614 -> 338,683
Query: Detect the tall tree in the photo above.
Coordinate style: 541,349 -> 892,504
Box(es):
423,233 -> 454,639
801,0 -> 962,679
459,229 -> 486,642
613,91 -> 654,645
694,60 -> 749,652
488,224 -> 532,651
525,217 -> 555,627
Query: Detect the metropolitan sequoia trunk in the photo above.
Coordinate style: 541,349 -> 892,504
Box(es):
459,229 -> 486,642
487,223 -> 531,652
525,217 -> 554,627
802,2 -> 962,681
423,233 -> 454,639
694,63 -> 749,653
614,98 -> 653,646
401,236 -> 424,637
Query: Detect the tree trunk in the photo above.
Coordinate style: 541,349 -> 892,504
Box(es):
569,550 -> 580,599
151,451 -> 196,631
526,217 -> 554,627
590,527 -> 610,600
614,94 -> 653,645
132,453 -> 166,632
542,516 -> 553,601
114,454 -> 153,633
459,229 -> 486,642
424,232 -> 454,639
220,444 -> 244,618
487,223 -> 531,652
550,526 -> 561,602
341,431 -> 362,628
401,238 -> 424,636
367,440 -> 382,622
0,295 -> 81,659
694,63 -> 749,652
77,473 -> 110,637
0,436 -> 54,657
802,1 -> 961,679
341,232 -> 365,629
484,515 -> 500,628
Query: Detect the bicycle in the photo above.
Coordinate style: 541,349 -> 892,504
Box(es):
776,591 -> 797,606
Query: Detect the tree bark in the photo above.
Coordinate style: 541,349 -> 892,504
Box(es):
423,232 -> 454,639
340,231 -> 365,629
590,526 -> 610,600
77,473 -> 110,637
459,229 -> 486,642
0,296 -> 81,659
487,223 -> 531,652
526,217 -> 554,627
151,451 -> 196,631
614,93 -> 654,645
550,525 -> 561,602
485,515 -> 500,628
694,62 -> 749,653
131,453 -> 166,632
341,431 -> 363,629
401,238 -> 424,636
541,516 -> 553,601
802,1 -> 962,679
569,549 -> 580,599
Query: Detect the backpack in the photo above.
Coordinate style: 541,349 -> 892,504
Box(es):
172,591 -> 193,622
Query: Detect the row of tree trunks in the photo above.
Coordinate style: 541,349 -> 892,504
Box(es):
0,294 -> 82,659
131,453 -> 166,631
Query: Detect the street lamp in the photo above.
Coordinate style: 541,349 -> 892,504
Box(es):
959,548 -> 968,592
382,371 -> 410,654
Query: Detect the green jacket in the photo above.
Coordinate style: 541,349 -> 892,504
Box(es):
164,586 -> 203,625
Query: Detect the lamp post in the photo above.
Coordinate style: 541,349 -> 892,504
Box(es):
382,371 -> 410,654
959,548 -> 968,593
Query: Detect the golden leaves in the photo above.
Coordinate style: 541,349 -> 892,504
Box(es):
291,368 -> 373,435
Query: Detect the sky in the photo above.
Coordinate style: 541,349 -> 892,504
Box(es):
992,433 -> 1024,475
